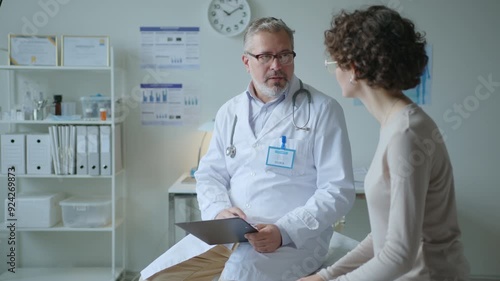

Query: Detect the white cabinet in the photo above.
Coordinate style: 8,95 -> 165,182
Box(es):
0,48 -> 126,281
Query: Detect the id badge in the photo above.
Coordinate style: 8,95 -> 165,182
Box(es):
266,146 -> 296,169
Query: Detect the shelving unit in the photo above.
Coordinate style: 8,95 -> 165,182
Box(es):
0,48 -> 126,281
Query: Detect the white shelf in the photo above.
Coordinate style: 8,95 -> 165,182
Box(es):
0,218 -> 124,232
0,65 -> 112,71
0,47 -> 125,280
0,267 -> 124,281
0,115 -> 126,125
0,174 -> 112,179
0,169 -> 124,178
0,120 -> 112,125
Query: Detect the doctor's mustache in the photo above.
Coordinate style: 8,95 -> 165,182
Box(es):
264,71 -> 288,82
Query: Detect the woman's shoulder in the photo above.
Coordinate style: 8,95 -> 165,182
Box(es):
396,104 -> 440,137
388,104 -> 447,156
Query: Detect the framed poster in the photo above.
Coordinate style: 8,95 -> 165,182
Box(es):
62,35 -> 110,67
8,34 -> 58,66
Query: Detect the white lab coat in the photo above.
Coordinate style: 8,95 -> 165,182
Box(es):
141,76 -> 355,281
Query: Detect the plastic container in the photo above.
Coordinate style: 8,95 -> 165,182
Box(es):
59,196 -> 112,228
80,95 -> 111,120
5,193 -> 65,228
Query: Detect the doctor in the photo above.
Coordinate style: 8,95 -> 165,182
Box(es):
140,17 -> 355,281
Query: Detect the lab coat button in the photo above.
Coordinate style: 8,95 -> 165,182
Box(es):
250,172 -> 256,176
245,203 -> 250,208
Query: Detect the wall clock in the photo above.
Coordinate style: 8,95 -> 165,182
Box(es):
208,0 -> 251,37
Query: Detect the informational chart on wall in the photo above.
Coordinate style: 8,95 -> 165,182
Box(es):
140,83 -> 200,126
404,45 -> 432,105
140,26 -> 200,70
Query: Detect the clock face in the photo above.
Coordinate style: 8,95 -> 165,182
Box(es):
208,0 -> 251,37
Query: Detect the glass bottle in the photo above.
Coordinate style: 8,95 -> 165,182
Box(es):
53,95 -> 62,116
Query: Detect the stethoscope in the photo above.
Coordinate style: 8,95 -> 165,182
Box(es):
226,115 -> 238,158
292,80 -> 312,131
225,80 -> 312,158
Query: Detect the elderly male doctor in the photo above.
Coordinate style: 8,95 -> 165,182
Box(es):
141,17 -> 354,281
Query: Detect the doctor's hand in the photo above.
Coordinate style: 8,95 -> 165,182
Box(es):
245,224 -> 282,253
296,274 -> 325,281
215,207 -> 247,220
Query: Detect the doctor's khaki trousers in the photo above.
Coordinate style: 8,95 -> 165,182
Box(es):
140,244 -> 234,281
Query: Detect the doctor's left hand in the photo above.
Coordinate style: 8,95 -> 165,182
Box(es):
245,224 -> 282,253
215,207 -> 247,220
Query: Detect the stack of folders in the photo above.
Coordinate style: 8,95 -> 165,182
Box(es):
48,126 -> 76,175
48,125 -> 120,176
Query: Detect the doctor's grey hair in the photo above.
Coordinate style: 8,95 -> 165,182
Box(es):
243,17 -> 295,51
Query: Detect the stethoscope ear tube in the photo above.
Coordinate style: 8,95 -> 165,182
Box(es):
292,80 -> 312,131
292,80 -> 312,105
226,114 -> 238,158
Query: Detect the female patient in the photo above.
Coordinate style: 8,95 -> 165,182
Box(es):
299,5 -> 469,281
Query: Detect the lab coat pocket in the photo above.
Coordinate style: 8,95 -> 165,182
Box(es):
265,138 -> 311,177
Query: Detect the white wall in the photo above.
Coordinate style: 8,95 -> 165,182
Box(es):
0,0 -> 499,278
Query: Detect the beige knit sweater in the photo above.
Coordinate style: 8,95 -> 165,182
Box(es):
318,104 -> 469,281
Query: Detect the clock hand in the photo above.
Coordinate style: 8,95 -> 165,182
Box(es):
227,5 -> 243,15
222,9 -> 230,15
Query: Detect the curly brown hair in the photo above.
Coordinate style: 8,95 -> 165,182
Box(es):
324,5 -> 428,91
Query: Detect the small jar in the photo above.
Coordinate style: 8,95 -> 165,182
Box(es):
100,108 -> 107,121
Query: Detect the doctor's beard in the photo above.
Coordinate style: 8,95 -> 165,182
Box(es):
254,78 -> 289,100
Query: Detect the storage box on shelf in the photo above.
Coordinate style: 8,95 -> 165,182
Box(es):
0,47 -> 125,281
59,196 -> 112,228
4,192 -> 65,228
80,95 -> 112,120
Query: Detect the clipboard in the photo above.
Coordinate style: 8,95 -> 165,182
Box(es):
175,217 -> 258,245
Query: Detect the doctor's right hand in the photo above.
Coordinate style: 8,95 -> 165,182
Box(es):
215,207 -> 247,220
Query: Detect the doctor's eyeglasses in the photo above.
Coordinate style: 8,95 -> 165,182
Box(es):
325,59 -> 338,74
246,51 -> 296,65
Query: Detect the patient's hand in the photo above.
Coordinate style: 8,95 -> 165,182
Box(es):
245,224 -> 281,253
296,274 -> 325,281
215,207 -> 246,219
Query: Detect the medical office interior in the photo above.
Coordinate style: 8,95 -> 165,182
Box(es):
0,0 -> 498,280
